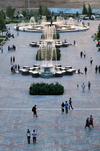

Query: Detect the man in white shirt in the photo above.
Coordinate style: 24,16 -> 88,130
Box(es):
32,130 -> 37,143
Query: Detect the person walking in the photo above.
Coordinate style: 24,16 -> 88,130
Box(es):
32,105 -> 38,117
83,51 -> 86,58
18,64 -> 20,70
88,81 -> 91,90
85,117 -> 91,129
90,57 -> 93,65
13,56 -> 15,63
1,47 -> 3,53
73,40 -> 76,45
65,101 -> 69,114
80,51 -> 83,58
89,115 -> 94,128
69,98 -> 73,110
26,129 -> 31,144
61,102 -> 65,113
84,66 -> 87,75
10,57 -> 12,64
98,65 -> 100,73
95,65 -> 98,73
32,130 -> 37,143
81,83 -> 85,92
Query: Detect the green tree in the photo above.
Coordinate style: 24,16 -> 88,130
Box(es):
76,11 -> 79,17
22,9 -> 28,18
6,6 -> 15,19
0,11 -> 6,35
38,5 -> 42,18
82,3 -> 88,14
98,24 -> 100,39
88,3 -> 93,17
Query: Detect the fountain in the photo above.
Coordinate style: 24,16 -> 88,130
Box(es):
14,16 -> 90,33
15,17 -> 77,78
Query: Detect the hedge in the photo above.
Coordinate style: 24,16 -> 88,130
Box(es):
29,82 -> 64,95
36,48 -> 61,61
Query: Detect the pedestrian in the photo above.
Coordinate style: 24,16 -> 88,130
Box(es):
18,64 -> 20,70
80,51 -> 83,58
73,40 -> 76,45
88,81 -> 91,90
98,65 -> 100,73
89,115 -> 94,128
11,64 -> 14,73
1,47 -> 3,53
32,105 -> 38,117
10,57 -> 12,63
78,69 -> 80,73
26,129 -> 31,144
84,66 -> 87,75
77,84 -> 79,88
64,101 -> 69,114
32,130 -> 37,143
85,117 -> 91,129
61,102 -> 65,113
95,65 -> 98,73
83,51 -> 86,58
69,98 -> 73,109
81,83 -> 85,92
90,57 -> 93,65
13,56 -> 15,63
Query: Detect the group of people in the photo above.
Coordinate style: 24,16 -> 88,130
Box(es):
85,115 -> 94,129
11,64 -> 20,73
8,45 -> 16,51
26,129 -> 37,144
81,81 -> 91,92
10,56 -> 20,73
80,51 -> 86,58
61,98 -> 73,114
80,51 -> 93,65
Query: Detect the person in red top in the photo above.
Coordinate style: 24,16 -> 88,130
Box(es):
90,115 -> 94,128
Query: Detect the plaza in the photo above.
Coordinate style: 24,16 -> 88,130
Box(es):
0,20 -> 100,151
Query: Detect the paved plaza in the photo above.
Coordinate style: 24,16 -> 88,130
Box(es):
0,20 -> 100,151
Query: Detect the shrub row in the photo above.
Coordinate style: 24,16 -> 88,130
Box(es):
36,48 -> 61,60
29,82 -> 64,95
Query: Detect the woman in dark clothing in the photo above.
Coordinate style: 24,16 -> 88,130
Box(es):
69,98 -> 73,109
85,118 -> 91,129
61,102 -> 65,113
26,129 -> 31,144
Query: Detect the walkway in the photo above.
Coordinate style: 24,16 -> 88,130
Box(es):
0,20 -> 100,151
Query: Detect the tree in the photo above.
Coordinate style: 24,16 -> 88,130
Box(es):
38,5 -> 42,18
6,6 -> 15,19
88,3 -> 93,17
82,3 -> 88,14
0,11 -> 6,35
76,11 -> 79,17
22,10 -> 28,18
98,24 -> 100,39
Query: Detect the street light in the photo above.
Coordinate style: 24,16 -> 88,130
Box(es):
28,0 -> 30,16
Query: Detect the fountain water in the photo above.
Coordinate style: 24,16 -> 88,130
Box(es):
14,16 -> 89,32
37,25 -> 57,77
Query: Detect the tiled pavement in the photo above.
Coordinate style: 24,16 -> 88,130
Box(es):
0,20 -> 100,151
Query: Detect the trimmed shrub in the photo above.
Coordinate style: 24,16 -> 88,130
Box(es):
36,48 -> 61,60
29,82 -> 64,95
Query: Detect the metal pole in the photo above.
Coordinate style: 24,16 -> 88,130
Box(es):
28,0 -> 30,16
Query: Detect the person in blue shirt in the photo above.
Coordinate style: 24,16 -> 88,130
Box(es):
65,101 -> 69,113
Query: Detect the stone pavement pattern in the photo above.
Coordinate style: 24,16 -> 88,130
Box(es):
0,21 -> 100,151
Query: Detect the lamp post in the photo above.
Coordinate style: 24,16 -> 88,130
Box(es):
28,0 -> 30,16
